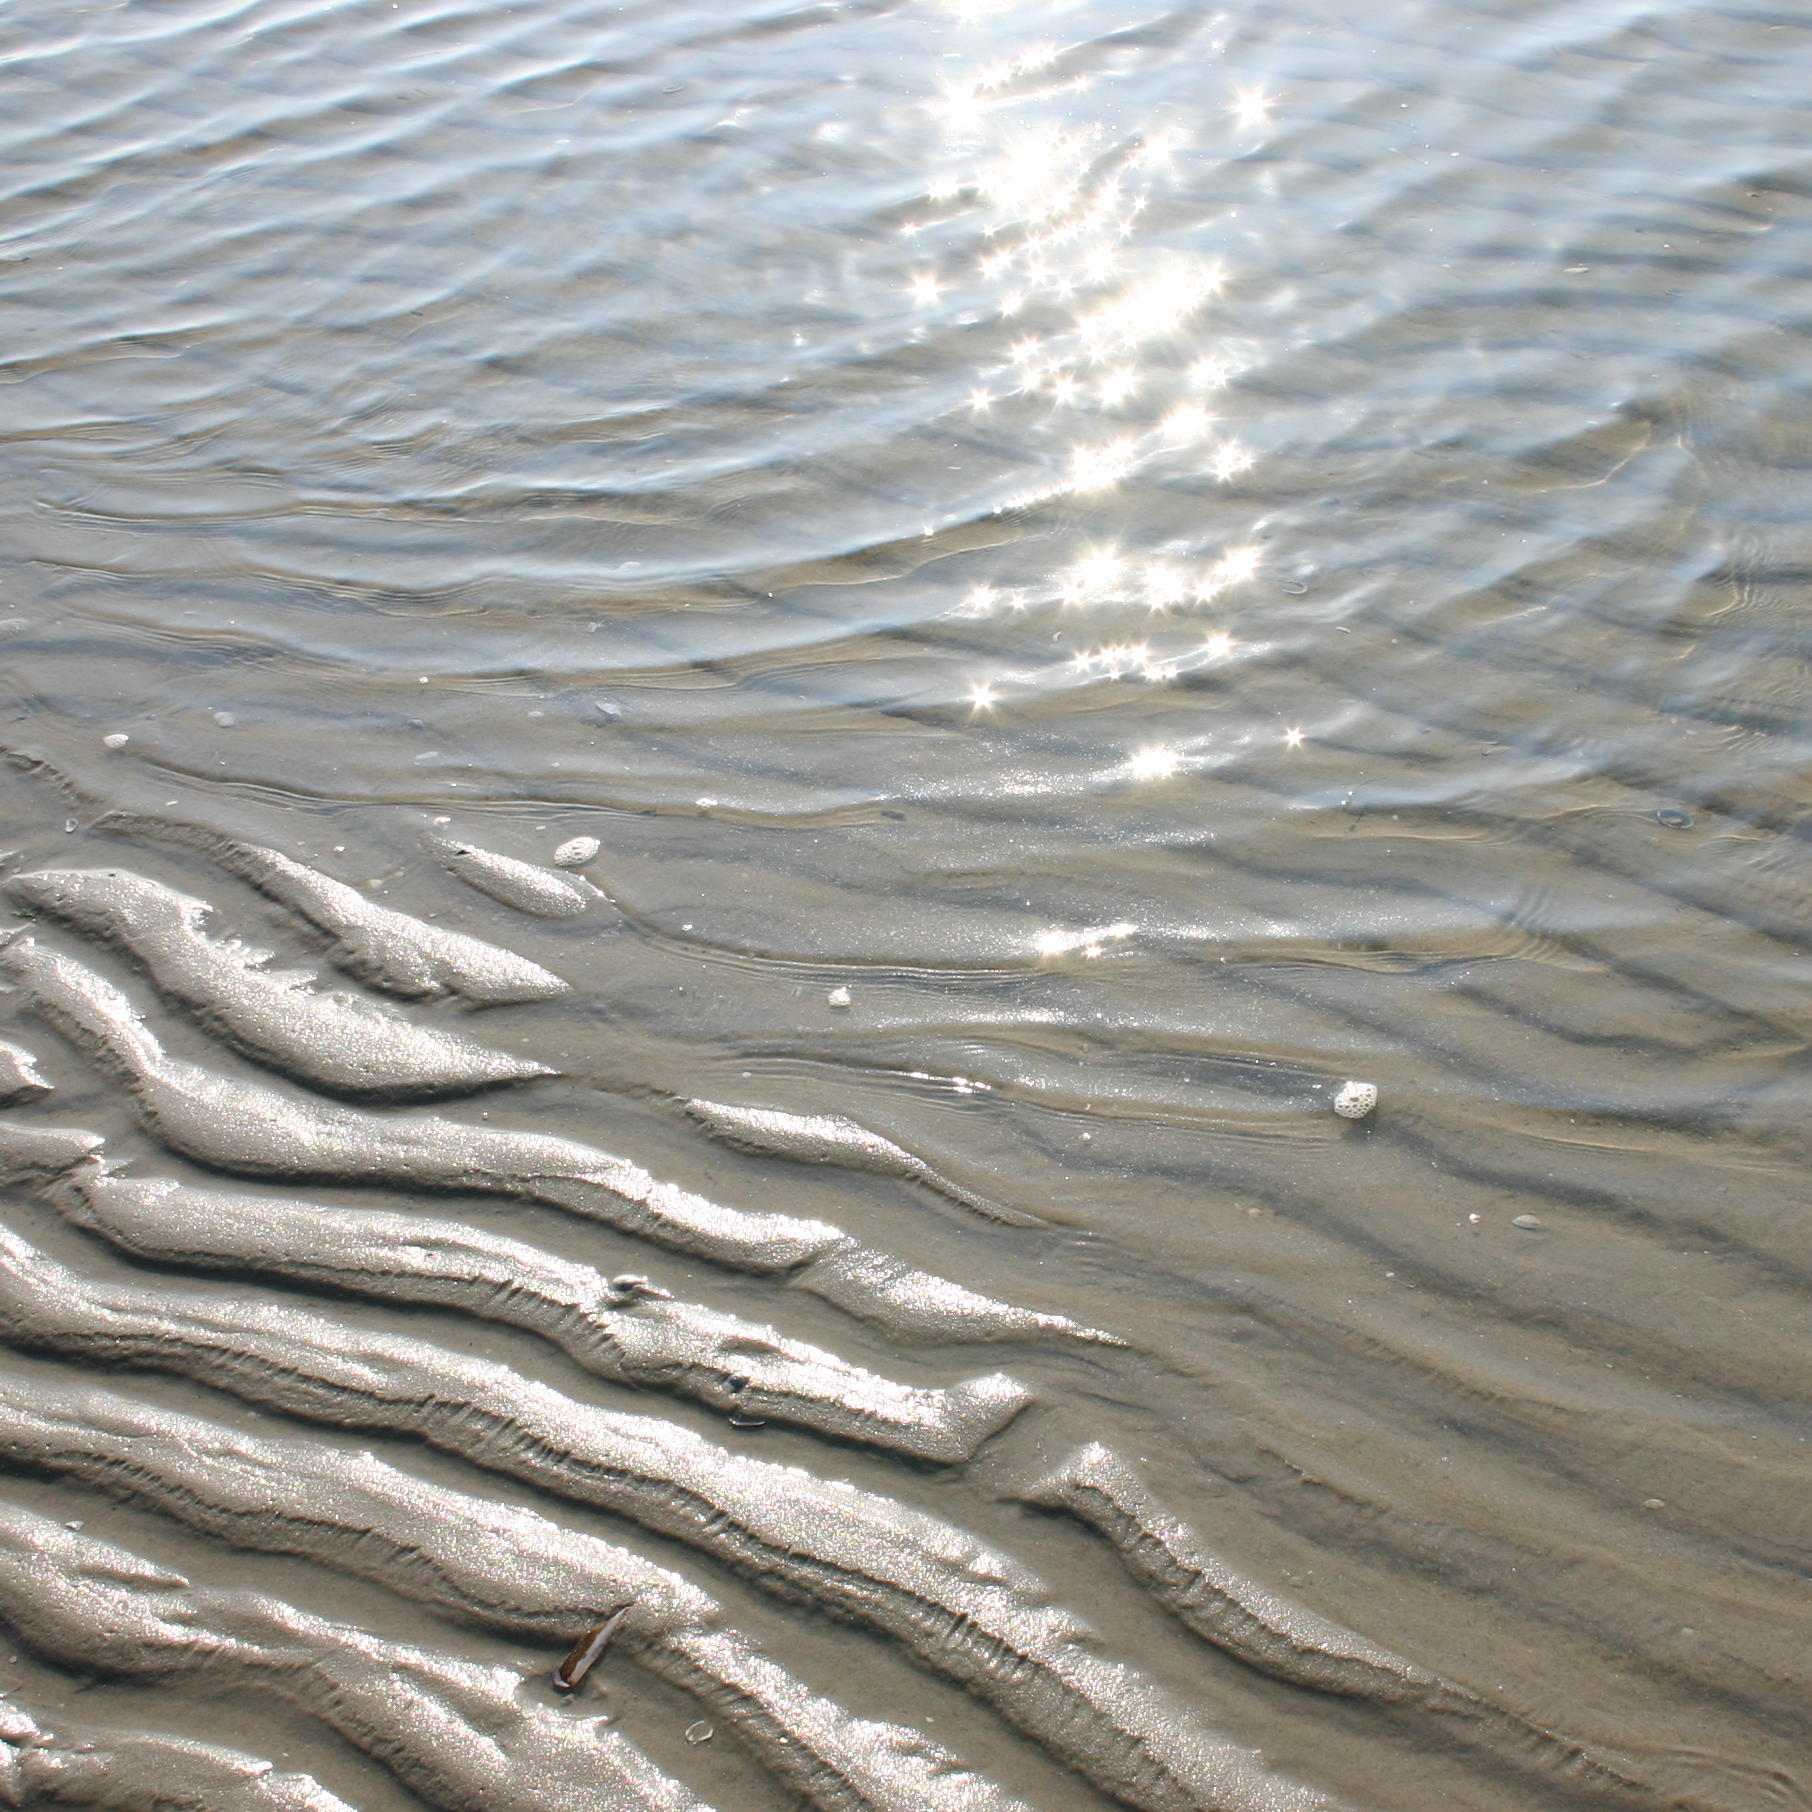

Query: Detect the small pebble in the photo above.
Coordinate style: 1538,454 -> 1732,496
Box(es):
101,732 -> 129,750
212,711 -> 236,727
553,836 -> 601,868
1332,1079 -> 1377,1120
684,1721 -> 714,1745
827,985 -> 852,1009
1643,1498 -> 1666,1510
1655,808 -> 1693,830
1511,1214 -> 1545,1231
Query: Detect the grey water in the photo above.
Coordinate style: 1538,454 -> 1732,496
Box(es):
0,0 -> 1809,1806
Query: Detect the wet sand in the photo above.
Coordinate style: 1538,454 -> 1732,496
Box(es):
0,0 -> 1809,1806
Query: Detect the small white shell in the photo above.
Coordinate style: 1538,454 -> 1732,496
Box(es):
826,985 -> 852,1008
1332,1079 -> 1377,1120
553,836 -> 601,868
101,733 -> 129,750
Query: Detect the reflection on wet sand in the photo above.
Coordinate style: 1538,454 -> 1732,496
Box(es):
0,0 -> 1808,1804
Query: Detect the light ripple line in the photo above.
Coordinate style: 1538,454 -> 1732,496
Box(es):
424,833 -> 598,918
683,1097 -> 1045,1228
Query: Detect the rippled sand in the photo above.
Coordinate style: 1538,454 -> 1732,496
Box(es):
0,0 -> 1808,1806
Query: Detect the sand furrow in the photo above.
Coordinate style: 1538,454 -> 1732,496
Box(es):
1,935 -> 1109,1342
95,815 -> 569,1005
0,1698 -> 357,1812
0,1224 -> 1349,1812
0,1506 -> 711,1812
5,1125 -> 1028,1460
9,866 -> 550,1098
0,1374 -> 1032,1812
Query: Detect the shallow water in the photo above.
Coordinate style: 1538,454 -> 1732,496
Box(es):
0,0 -> 1809,1806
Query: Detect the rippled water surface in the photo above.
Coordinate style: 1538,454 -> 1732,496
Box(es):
1,0 -> 1810,1806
